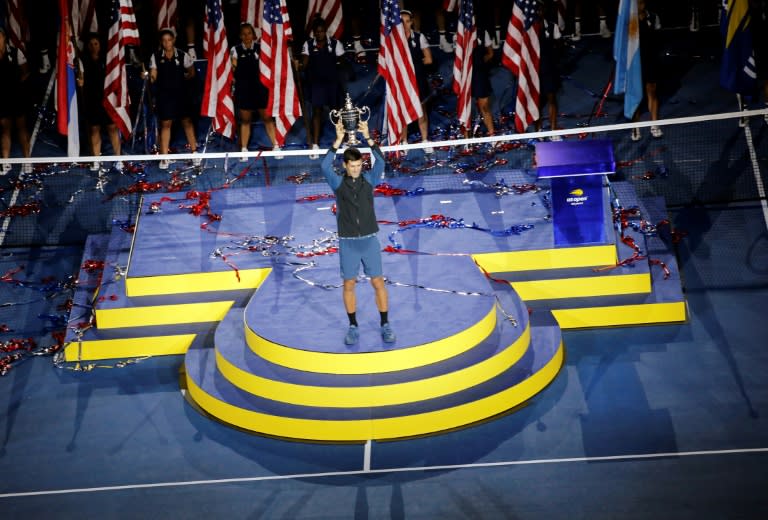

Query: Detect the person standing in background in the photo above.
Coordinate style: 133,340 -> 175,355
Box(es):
78,33 -> 123,172
231,22 -> 281,159
470,28 -> 496,138
631,0 -> 663,140
300,17 -> 345,159
399,9 -> 434,154
149,28 -> 199,169
0,27 -> 32,175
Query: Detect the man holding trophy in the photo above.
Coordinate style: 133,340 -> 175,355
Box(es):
320,113 -> 396,346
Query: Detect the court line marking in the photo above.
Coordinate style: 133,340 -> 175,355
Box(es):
1,447 -> 766,499
363,440 -> 372,472
742,123 -> 768,232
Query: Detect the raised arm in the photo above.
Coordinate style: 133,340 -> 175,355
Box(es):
359,120 -> 384,183
320,120 -> 346,191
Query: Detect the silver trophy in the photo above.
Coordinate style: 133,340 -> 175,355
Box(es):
329,93 -> 371,145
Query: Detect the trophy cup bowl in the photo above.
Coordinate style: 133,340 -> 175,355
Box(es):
330,93 -> 370,146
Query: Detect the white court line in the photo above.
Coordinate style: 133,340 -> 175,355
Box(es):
363,440 -> 372,472
742,123 -> 768,232
1,447 -> 766,499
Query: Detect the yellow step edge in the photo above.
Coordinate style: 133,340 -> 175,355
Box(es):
63,334 -> 196,361
245,305 -> 498,375
95,300 -> 235,329
217,324 -> 531,408
510,272 -> 651,301
473,244 -> 617,273
185,341 -> 564,442
552,301 -> 688,329
125,268 -> 272,297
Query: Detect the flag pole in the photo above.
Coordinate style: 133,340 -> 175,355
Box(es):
131,73 -> 149,152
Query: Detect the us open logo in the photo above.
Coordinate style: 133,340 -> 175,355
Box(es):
566,188 -> 588,206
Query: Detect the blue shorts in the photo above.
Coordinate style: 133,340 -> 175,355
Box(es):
339,234 -> 383,280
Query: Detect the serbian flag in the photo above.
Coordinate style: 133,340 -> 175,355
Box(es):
56,0 -> 80,156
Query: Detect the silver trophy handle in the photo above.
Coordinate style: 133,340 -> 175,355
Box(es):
328,93 -> 370,146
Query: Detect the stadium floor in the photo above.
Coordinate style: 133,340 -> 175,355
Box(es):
2,28 -> 768,518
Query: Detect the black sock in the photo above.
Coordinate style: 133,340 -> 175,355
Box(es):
348,312 -> 358,327
380,311 -> 388,326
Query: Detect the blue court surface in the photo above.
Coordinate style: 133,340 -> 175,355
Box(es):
2,28 -> 768,519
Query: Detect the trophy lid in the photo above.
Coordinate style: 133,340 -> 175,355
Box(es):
343,93 -> 353,110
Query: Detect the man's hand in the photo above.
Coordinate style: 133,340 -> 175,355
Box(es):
358,120 -> 370,140
332,120 -> 345,149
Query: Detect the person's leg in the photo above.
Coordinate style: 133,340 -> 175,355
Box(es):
370,276 -> 395,342
646,82 -> 659,122
90,124 -> 103,157
476,96 -> 495,135
370,276 -> 388,313
647,82 -> 663,137
89,123 -> 103,170
15,115 -> 30,158
239,109 -> 253,150
107,124 -> 121,155
258,108 -> 278,147
181,117 -> 198,151
343,278 -> 357,314
548,93 -> 559,130
312,106 -> 323,146
1,118 -> 12,159
418,111 -> 429,142
159,119 -> 173,154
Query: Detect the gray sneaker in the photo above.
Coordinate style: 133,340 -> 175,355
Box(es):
344,325 -> 359,345
381,323 -> 396,343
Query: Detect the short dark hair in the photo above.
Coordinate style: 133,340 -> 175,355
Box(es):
82,32 -> 100,44
343,147 -> 362,163
158,27 -> 176,39
311,16 -> 327,32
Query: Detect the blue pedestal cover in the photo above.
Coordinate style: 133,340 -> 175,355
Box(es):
536,140 -> 615,247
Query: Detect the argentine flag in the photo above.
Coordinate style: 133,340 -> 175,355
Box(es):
613,0 -> 642,120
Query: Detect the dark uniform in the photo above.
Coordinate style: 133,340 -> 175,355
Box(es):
471,32 -> 493,99
0,45 -> 26,118
151,47 -> 195,121
539,19 -> 562,97
304,37 -> 342,108
80,54 -> 111,126
232,43 -> 269,111
639,9 -> 662,84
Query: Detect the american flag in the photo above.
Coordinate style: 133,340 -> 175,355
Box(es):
154,0 -> 178,31
4,0 -> 29,51
201,0 -> 235,138
452,0 -> 476,130
243,0 -> 292,40
556,0 -> 567,31
241,0 -> 262,27
104,0 -> 140,138
378,0 -> 422,144
502,0 -> 541,133
443,0 -> 458,12
70,0 -> 98,41
260,0 -> 300,146
306,0 -> 344,40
